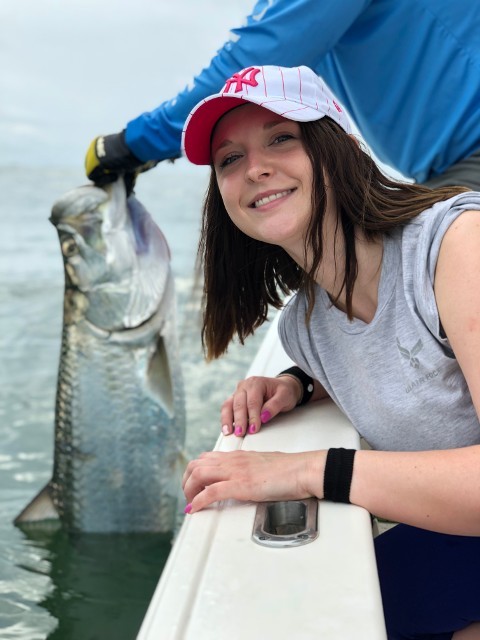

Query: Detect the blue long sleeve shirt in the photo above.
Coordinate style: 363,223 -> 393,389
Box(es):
125,0 -> 480,183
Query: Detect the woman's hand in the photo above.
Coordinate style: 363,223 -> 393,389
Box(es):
182,449 -> 325,514
220,375 -> 303,437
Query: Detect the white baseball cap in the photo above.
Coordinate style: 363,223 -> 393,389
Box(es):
182,65 -> 351,165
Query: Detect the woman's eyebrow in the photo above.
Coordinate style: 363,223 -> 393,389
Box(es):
264,118 -> 289,130
213,138 -> 233,154
213,119 -> 292,154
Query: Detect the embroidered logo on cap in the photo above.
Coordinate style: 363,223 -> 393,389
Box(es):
224,67 -> 260,93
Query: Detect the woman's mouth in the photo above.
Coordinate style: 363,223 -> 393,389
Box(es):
251,189 -> 294,208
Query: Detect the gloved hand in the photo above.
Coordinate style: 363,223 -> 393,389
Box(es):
85,130 -> 157,194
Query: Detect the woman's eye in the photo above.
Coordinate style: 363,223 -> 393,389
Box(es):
219,153 -> 241,169
272,134 -> 294,145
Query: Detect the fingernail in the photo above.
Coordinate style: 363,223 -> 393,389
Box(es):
184,503 -> 192,514
234,426 -> 243,436
248,424 -> 256,434
222,424 -> 230,435
261,410 -> 271,424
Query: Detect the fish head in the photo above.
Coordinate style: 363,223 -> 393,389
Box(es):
50,179 -> 171,330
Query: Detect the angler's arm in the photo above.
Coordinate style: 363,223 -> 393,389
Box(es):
125,0 -> 368,162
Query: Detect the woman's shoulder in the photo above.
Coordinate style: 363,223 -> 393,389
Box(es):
402,191 -> 480,250
400,191 -> 480,342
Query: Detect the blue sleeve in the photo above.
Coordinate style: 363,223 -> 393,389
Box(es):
125,0 -> 370,161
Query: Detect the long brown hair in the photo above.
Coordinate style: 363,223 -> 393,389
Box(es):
198,117 -> 469,360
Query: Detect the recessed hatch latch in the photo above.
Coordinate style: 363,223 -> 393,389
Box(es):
252,498 -> 319,548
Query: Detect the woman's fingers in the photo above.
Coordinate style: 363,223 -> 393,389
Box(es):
232,387 -> 249,436
220,378 -> 265,436
237,381 -> 266,435
182,450 -> 325,513
182,451 -> 259,509
220,375 -> 301,437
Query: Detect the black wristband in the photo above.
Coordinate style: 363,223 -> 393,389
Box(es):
323,448 -> 356,503
276,366 -> 314,406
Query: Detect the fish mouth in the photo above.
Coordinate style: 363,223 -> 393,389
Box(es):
250,189 -> 295,208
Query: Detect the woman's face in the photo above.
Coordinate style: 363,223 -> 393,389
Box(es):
211,103 -> 314,255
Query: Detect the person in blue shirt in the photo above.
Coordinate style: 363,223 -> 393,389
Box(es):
85,0 -> 480,191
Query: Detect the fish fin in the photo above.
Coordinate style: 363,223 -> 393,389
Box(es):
13,483 -> 59,526
147,336 -> 174,418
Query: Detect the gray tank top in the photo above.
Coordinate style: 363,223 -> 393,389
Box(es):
279,193 -> 480,451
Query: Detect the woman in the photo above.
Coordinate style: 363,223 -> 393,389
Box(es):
182,65 -> 480,639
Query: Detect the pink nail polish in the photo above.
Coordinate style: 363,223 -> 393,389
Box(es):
261,410 -> 271,424
248,424 -> 256,434
184,503 -> 192,514
222,425 -> 230,435
234,426 -> 243,436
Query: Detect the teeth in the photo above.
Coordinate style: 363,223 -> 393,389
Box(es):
254,190 -> 292,208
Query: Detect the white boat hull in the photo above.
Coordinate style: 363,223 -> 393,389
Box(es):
138,313 -> 387,639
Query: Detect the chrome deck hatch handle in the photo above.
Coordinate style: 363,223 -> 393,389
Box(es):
252,498 -> 319,548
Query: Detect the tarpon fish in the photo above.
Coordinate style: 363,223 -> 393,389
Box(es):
15,179 -> 185,533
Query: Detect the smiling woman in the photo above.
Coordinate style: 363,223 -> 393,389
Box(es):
180,64 -> 480,640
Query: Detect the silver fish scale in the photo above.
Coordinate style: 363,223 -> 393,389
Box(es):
52,318 -> 184,533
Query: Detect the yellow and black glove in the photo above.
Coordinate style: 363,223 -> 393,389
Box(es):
85,130 -> 157,194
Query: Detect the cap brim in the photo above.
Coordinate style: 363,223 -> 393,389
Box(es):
182,93 -> 330,165
182,96 -> 247,165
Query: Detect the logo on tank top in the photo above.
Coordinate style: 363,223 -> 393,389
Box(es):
397,337 -> 442,393
396,337 -> 423,369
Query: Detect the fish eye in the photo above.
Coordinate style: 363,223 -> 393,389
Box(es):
61,237 -> 78,257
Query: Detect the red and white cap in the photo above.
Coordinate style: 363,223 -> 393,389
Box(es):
182,65 -> 351,165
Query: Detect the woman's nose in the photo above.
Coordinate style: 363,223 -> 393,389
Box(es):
245,152 -> 271,182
